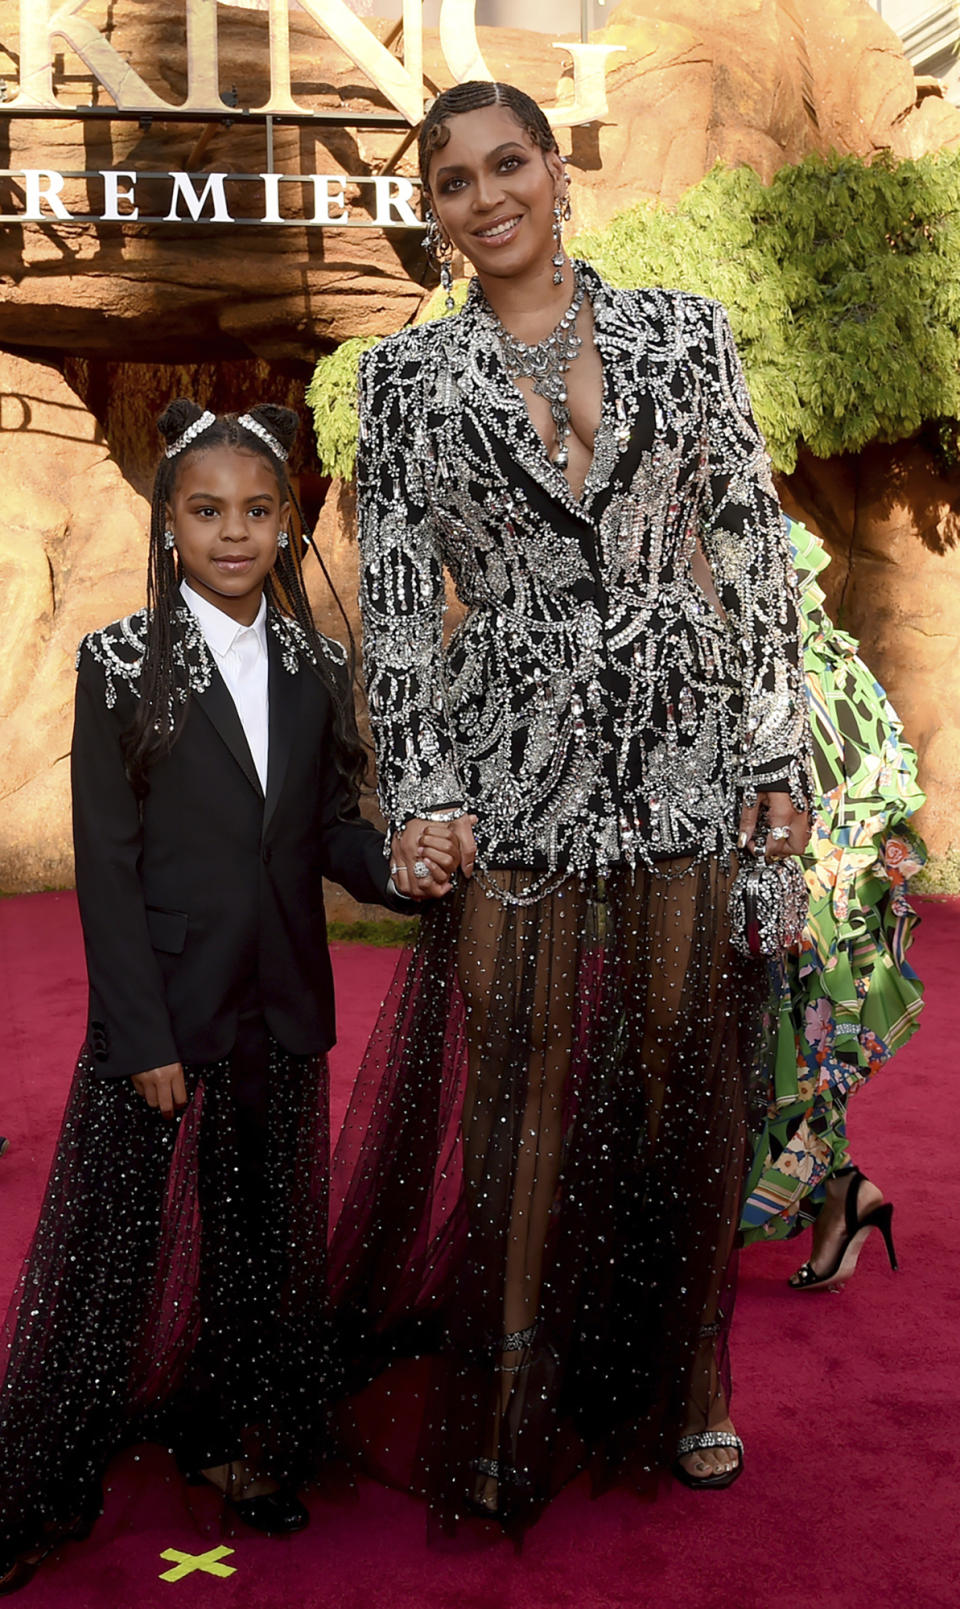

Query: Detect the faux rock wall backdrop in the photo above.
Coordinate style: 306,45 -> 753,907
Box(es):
0,355 -> 147,889
1,0 -> 958,897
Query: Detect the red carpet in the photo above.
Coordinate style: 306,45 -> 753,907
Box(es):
0,891 -> 955,1609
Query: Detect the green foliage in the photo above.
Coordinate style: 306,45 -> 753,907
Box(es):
326,916 -> 419,946
307,280 -> 469,478
306,335 -> 381,481
912,848 -> 960,896
571,150 -> 960,473
418,277 -> 470,324
309,151 -> 960,478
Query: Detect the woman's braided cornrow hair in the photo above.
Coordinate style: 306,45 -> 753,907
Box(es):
418,81 -> 559,190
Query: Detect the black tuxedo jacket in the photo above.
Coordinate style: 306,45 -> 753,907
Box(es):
72,603 -> 402,1079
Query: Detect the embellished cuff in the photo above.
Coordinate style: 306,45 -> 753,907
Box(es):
740,756 -> 811,813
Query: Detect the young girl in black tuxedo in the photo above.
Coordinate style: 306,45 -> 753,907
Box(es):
0,400 -> 459,1593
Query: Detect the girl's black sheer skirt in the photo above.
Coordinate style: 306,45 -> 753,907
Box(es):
0,1041 -> 332,1562
330,855 -> 765,1538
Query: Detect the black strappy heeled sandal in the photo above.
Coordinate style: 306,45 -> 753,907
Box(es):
790,1168 -> 898,1292
464,1321 -> 536,1522
673,1428 -> 744,1491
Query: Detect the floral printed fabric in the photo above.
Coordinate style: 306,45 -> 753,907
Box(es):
740,520 -> 926,1241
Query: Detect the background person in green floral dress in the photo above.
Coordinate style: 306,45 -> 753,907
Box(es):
741,519 -> 925,1286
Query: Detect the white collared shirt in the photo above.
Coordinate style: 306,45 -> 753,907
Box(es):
180,580 -> 270,792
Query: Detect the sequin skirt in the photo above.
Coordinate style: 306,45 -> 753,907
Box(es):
0,1041 -> 331,1557
329,856 -> 764,1535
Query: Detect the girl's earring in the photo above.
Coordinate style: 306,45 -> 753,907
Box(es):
277,530 -> 289,550
422,208 -> 456,314
163,528 -> 176,551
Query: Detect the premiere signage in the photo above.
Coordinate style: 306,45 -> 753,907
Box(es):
0,1 -> 621,228
1,0 -> 621,128
17,167 -> 423,226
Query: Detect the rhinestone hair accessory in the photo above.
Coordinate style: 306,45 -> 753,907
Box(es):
164,410 -> 216,458
238,413 -> 289,462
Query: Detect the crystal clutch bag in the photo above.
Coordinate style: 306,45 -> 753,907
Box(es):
729,854 -> 808,957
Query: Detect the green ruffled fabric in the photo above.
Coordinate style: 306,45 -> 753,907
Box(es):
740,521 -> 926,1242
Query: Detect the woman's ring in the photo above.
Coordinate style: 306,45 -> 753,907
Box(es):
413,859 -> 431,880
390,863 -> 400,876
770,825 -> 792,842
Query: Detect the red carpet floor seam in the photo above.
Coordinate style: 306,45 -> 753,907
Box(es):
0,890 -> 956,1609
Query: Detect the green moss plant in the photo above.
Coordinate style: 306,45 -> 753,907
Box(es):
309,150 -> 960,478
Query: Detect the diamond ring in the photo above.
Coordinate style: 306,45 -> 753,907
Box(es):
413,859 -> 431,880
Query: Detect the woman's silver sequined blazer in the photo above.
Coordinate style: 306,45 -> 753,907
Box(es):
356,262 -> 810,878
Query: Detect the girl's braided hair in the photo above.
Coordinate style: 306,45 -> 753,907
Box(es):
124,399 -> 367,802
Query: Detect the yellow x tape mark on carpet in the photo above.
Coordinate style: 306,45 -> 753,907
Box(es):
159,1545 -> 236,1582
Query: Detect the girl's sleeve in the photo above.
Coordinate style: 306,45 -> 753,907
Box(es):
696,300 -> 811,804
71,640 -> 180,1078
355,343 -> 466,839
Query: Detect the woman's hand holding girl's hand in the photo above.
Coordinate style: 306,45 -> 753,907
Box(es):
131,1062 -> 188,1118
391,814 -> 478,901
737,791 -> 810,860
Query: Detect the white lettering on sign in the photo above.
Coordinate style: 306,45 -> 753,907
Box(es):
102,170 -> 139,220
548,43 -> 625,128
164,172 -> 233,223
12,0 -> 174,112
260,170 -> 284,225
296,0 -> 424,123
2,0 -> 619,127
23,169 -> 71,219
311,175 -> 348,224
372,176 -> 419,226
4,169 -> 440,228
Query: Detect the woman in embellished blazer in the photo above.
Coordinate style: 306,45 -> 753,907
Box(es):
329,82 -> 810,1531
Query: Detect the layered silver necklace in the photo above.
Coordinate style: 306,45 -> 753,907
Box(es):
486,264 -> 586,471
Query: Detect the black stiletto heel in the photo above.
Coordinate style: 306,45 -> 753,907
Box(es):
790,1169 -> 899,1292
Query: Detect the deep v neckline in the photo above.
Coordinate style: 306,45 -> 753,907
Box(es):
456,265 -> 652,526
513,345 -> 609,506
475,297 -> 612,514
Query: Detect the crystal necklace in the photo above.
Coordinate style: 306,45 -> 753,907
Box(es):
486,264 -> 586,471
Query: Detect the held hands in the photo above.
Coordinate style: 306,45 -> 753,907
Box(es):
738,791 -> 810,860
131,1062 -> 188,1118
390,814 -> 478,901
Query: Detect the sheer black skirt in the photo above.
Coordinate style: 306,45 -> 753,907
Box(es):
0,1035 -> 331,1560
330,855 -> 763,1536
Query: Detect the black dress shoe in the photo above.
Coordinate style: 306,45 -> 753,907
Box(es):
227,1489 -> 309,1535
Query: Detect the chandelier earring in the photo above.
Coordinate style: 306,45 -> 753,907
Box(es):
163,528 -> 176,552
422,207 -> 457,314
552,187 -> 572,286
551,202 -> 564,285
